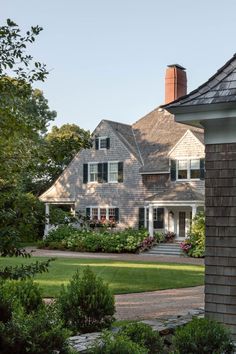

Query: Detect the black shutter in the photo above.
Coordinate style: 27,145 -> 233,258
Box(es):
170,160 -> 176,181
139,207 -> 145,229
200,158 -> 205,180
115,208 -> 119,222
95,137 -> 99,150
103,163 -> 108,183
106,137 -> 110,149
118,162 -> 123,183
154,208 -> 164,229
83,164 -> 88,183
86,208 -> 90,219
98,163 -> 103,183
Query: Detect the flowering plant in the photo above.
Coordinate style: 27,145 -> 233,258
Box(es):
139,236 -> 156,252
180,241 -> 192,253
163,231 -> 176,243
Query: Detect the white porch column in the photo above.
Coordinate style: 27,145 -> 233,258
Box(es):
164,207 -> 168,232
192,205 -> 197,219
44,203 -> 50,238
148,205 -> 154,237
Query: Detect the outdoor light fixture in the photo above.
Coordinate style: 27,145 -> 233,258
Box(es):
169,210 -> 174,217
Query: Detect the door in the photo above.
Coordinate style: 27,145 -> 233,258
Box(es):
179,211 -> 186,238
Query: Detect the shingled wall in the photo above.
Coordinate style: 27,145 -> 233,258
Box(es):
205,143 -> 236,339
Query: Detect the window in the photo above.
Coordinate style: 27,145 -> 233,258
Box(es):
87,207 -> 119,223
100,208 -> 107,221
95,137 -> 110,150
178,160 -> 188,179
89,163 -> 98,182
190,159 -> 200,179
176,159 -> 201,180
99,138 -> 108,149
108,208 -> 115,221
109,162 -> 118,182
91,208 -> 98,220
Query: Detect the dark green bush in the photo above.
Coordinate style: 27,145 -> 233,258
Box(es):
120,322 -> 164,353
57,267 -> 115,333
173,317 -> 234,354
88,331 -> 148,354
181,212 -> 205,258
46,224 -> 78,243
0,279 -> 43,321
0,304 -> 71,354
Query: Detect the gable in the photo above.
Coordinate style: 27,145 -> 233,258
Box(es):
168,130 -> 205,159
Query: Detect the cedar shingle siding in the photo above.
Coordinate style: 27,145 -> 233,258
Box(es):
205,143 -> 236,339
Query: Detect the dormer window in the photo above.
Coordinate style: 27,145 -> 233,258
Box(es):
95,137 -> 110,150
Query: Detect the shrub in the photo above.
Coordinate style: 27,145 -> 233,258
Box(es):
181,212 -> 205,258
88,331 -> 148,354
57,267 -> 115,333
0,304 -> 71,354
46,224 -> 78,243
120,322 -> 164,353
0,279 -> 43,321
163,231 -> 176,243
173,317 -> 234,354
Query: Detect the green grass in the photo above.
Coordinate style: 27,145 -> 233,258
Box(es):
0,256 -> 204,298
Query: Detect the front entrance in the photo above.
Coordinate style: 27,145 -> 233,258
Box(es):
178,211 -> 186,238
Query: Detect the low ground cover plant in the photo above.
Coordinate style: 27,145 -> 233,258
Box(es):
40,226 -> 154,253
173,317 -> 234,354
180,212 -> 205,258
57,267 -> 115,333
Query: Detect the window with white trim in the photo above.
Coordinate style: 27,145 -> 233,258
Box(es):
99,137 -> 108,149
89,163 -> 98,182
109,162 -> 118,182
177,159 -> 201,180
100,208 -> 107,221
108,208 -> 116,221
91,207 -> 98,220
87,207 -> 119,222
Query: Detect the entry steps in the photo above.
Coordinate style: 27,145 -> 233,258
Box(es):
145,243 -> 185,256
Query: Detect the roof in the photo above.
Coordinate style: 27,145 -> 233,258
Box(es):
163,53 -> 236,110
132,108 -> 204,173
145,183 -> 204,202
103,120 -> 142,163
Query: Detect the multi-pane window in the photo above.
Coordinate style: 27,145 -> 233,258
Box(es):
91,208 -> 98,220
178,160 -> 188,179
99,138 -> 107,149
89,163 -> 98,182
154,208 -> 164,229
190,159 -> 200,179
108,208 -> 115,221
109,162 -> 118,182
100,208 -> 107,221
177,159 -> 201,180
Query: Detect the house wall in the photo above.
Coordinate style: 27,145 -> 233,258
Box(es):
169,130 -> 205,192
74,121 -> 145,229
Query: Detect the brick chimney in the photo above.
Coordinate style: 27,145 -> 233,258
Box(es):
165,64 -> 187,104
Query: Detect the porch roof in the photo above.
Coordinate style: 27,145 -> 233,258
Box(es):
145,183 -> 204,203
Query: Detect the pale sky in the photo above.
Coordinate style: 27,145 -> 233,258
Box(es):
2,0 -> 236,131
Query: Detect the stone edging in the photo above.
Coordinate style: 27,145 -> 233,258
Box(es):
69,308 -> 204,352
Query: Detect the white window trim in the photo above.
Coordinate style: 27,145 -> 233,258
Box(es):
98,136 -> 108,150
108,161 -> 119,183
176,159 -> 201,182
88,206 -> 117,220
88,162 -> 99,183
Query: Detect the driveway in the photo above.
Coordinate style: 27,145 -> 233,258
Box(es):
115,286 -> 204,320
28,247 -> 204,265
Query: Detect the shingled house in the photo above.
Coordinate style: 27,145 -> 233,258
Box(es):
40,65 -> 205,239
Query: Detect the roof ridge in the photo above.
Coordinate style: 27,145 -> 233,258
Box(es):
103,119 -> 131,127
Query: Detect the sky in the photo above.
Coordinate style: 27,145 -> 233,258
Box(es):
2,0 -> 236,132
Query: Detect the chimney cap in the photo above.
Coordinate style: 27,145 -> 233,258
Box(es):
167,64 -> 186,71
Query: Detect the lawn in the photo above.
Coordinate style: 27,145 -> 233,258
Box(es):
0,256 -> 204,298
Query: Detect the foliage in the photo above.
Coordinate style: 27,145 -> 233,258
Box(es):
173,317 -> 234,354
120,322 -> 164,353
88,331 -> 148,354
0,279 -> 43,317
57,267 -> 115,333
163,231 -> 176,243
0,304 -> 71,354
154,232 -> 165,243
41,226 -> 150,253
139,236 -> 156,252
180,212 -> 205,258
